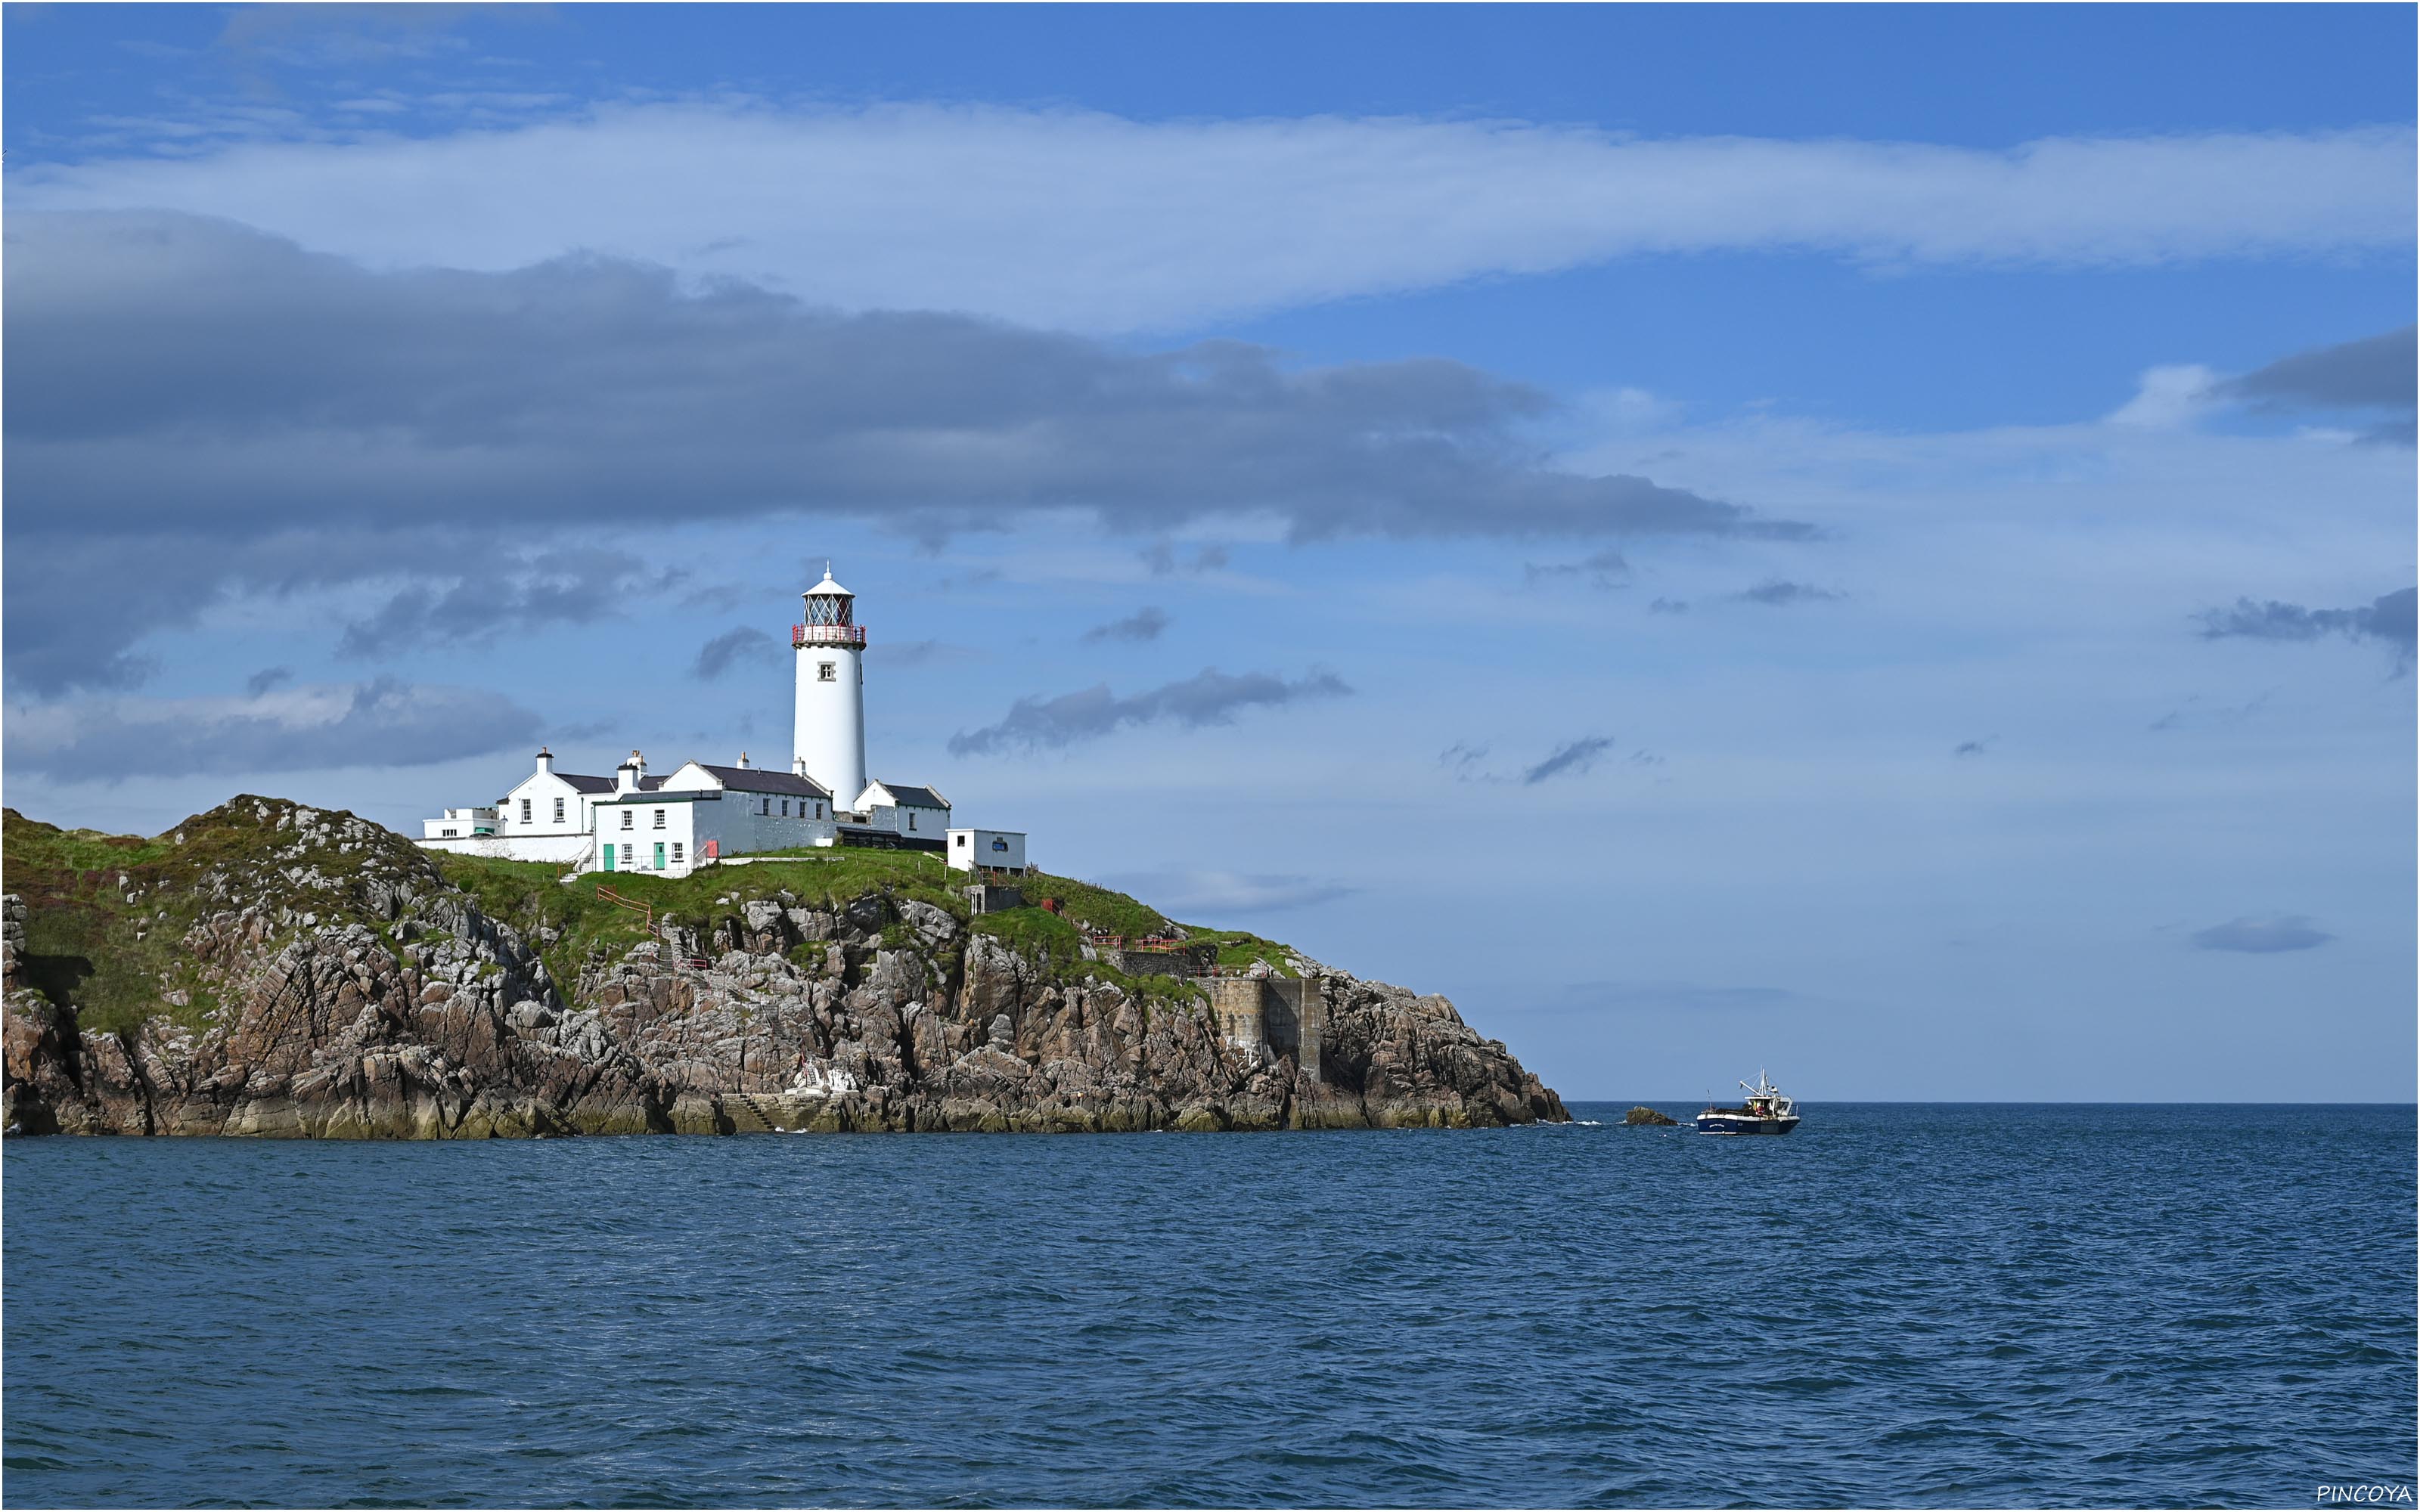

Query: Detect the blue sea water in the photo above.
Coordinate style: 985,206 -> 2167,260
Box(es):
4,1103 -> 2413,1508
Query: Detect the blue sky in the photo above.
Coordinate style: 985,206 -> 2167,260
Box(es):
5,3 -> 2413,1101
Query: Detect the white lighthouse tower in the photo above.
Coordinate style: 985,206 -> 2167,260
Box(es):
793,568 -> 868,808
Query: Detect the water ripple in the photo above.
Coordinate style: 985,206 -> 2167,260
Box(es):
4,1103 -> 2412,1507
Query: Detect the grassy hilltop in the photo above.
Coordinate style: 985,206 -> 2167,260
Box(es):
4,801 -> 1304,1036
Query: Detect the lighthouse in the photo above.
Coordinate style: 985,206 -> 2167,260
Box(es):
793,568 -> 868,808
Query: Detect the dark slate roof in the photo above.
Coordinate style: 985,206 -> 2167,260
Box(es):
557,773 -> 615,795
691,764 -> 832,799
870,780 -> 949,810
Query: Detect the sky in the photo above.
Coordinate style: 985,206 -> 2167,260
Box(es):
4,2 -> 2413,1101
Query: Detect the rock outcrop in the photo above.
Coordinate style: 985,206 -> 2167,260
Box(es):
1624,1105 -> 1679,1126
4,798 -> 1565,1138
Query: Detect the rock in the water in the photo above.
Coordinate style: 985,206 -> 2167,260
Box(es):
1624,1105 -> 1678,1126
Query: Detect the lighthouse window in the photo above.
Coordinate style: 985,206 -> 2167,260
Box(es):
818,662 -> 836,682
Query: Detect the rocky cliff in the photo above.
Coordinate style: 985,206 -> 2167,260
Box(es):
3,798 -> 1565,1138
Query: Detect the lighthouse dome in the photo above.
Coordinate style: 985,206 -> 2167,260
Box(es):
805,569 -> 854,598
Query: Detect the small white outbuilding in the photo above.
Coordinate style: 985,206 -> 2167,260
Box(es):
947,827 -> 1028,875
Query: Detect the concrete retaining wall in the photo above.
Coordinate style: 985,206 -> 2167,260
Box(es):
1204,975 -> 1322,1083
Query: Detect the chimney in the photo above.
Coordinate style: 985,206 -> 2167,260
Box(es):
617,749 -> 644,795
793,756 -> 810,778
737,751 -> 750,769
535,745 -> 554,776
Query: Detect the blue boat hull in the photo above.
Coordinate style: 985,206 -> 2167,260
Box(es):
1695,1114 -> 1801,1136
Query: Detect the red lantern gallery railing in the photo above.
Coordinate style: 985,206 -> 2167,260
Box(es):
793,624 -> 869,648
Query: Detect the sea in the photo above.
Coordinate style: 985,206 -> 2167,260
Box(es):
5,1103 -> 2413,1508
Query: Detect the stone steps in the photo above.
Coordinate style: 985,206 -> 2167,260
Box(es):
721,1093 -> 782,1133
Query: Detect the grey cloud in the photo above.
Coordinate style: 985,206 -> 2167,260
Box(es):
337,550 -> 666,658
1953,739 -> 1988,758
1440,742 -> 1494,782
2149,689 -> 2273,733
1081,607 -> 1171,644
1736,579 -> 1845,607
1141,541 -> 1230,576
2197,587 -> 2415,671
692,626 -> 780,681
2189,915 -> 2335,954
871,639 -> 976,668
1525,548 -> 1630,588
949,668 -> 1351,755
5,528 -> 450,698
4,212 -> 1812,692
5,677 -> 538,782
2223,325 -> 2416,411
244,666 -> 293,697
2219,326 -> 2416,447
1648,597 -> 1689,615
1522,735 -> 1613,785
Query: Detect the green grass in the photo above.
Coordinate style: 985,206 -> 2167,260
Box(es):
1177,928 -> 1302,978
3,800 -> 383,1036
970,903 -> 1090,974
1016,870 -> 1171,940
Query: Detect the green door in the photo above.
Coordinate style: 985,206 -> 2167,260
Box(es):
602,843 -> 615,872
653,842 -> 666,870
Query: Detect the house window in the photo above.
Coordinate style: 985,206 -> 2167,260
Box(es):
781,798 -> 790,817
520,799 -> 532,823
653,809 -> 666,829
956,834 -> 968,847
761,796 -> 770,815
818,662 -> 836,682
815,802 -> 823,819
442,828 -> 458,838
908,811 -> 917,831
553,797 -> 566,823
672,842 -> 684,863
621,844 -> 633,866
621,810 -> 634,830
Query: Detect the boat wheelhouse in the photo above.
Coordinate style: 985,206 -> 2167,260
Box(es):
1696,1070 -> 1802,1136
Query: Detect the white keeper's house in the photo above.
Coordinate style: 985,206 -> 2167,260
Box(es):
418,569 -> 1027,879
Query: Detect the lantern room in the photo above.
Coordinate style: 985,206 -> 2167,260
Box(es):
795,569 -> 867,648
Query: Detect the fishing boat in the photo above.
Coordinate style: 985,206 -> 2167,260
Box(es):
1696,1070 -> 1801,1135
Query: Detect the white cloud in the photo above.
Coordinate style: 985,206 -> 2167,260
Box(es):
12,104 -> 2409,333
2108,364 -> 2220,429
1096,869 -> 1356,917
6,679 -> 539,781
